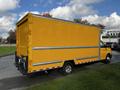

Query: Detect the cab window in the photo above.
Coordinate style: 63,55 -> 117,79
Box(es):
100,41 -> 106,48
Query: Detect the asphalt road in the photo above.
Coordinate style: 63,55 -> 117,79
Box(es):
0,51 -> 120,90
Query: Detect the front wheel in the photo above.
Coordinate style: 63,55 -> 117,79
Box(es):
103,55 -> 111,64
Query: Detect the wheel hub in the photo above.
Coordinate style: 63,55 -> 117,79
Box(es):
65,65 -> 72,73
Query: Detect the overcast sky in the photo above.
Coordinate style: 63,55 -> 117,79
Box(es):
0,0 -> 120,38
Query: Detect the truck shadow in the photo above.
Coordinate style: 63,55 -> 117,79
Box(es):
0,61 -> 106,90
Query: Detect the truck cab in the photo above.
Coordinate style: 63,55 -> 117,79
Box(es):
100,41 -> 112,64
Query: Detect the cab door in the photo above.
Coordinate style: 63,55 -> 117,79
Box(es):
100,42 -> 107,60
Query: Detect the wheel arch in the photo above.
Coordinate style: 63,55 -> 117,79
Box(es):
107,53 -> 112,59
63,60 -> 75,66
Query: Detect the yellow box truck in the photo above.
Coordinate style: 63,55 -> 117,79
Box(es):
15,13 -> 112,75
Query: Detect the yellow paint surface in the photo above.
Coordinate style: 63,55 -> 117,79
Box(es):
16,13 -> 111,73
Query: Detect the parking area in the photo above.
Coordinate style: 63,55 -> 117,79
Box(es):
0,50 -> 119,90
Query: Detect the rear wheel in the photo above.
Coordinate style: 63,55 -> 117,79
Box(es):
62,62 -> 73,75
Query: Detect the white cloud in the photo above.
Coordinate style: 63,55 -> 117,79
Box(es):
50,0 -> 103,20
0,0 -> 20,12
82,12 -> 120,31
69,0 -> 102,5
50,6 -> 73,20
0,14 -> 17,38
0,0 -> 20,38
18,11 -> 40,21
0,11 -> 40,38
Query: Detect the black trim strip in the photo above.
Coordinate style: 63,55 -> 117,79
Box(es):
32,46 -> 99,50
33,61 -> 62,66
76,56 -> 98,60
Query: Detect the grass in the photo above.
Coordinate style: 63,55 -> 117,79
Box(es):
27,63 -> 120,90
0,46 -> 16,56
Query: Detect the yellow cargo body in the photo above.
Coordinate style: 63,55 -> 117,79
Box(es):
15,13 -> 112,75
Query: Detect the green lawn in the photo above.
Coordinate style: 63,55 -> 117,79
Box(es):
0,46 -> 16,56
27,63 -> 120,90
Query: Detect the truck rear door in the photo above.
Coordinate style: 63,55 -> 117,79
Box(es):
16,19 -> 28,57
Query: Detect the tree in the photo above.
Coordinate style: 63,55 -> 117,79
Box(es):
74,19 -> 82,23
118,32 -> 120,37
74,19 -> 105,29
42,13 -> 52,18
96,24 -> 105,29
7,30 -> 16,44
0,36 -> 2,43
74,18 -> 90,25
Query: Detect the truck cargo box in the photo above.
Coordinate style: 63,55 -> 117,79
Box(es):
15,13 -> 112,75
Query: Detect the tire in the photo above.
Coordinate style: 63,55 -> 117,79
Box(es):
103,55 -> 111,64
62,62 -> 73,75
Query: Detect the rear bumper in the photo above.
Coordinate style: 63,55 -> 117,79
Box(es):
15,54 -> 28,75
